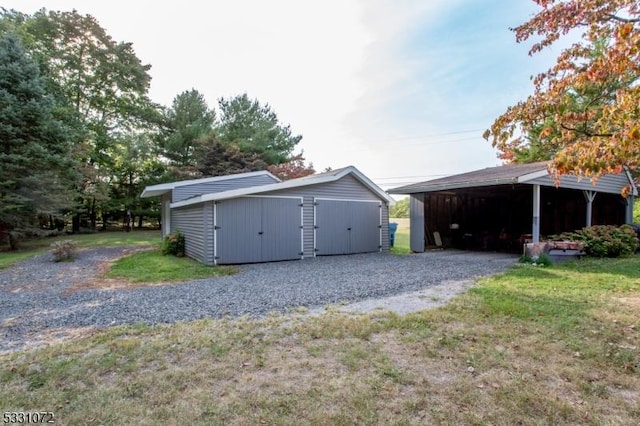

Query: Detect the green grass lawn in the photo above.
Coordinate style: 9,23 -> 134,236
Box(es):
106,250 -> 238,283
390,217 -> 411,254
2,255 -> 638,424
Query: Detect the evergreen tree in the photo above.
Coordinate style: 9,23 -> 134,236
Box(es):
160,89 -> 216,171
0,33 -> 77,243
217,94 -> 302,165
198,136 -> 267,177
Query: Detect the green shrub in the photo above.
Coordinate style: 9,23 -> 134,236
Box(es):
162,231 -> 185,257
572,225 -> 639,258
50,240 -> 77,262
390,197 -> 409,218
547,231 -> 580,242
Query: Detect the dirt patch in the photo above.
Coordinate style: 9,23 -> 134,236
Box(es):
1,246 -> 155,294
0,326 -> 98,354
335,280 -> 475,315
64,246 -> 156,293
614,295 -> 640,309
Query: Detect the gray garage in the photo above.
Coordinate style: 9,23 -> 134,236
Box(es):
141,166 -> 394,265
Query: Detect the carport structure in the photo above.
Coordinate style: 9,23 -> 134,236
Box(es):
389,162 -> 637,253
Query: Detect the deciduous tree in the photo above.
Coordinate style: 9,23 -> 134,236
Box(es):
1,8 -> 162,230
485,0 -> 640,195
267,154 -> 315,180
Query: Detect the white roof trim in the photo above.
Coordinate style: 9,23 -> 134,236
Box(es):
516,168 -> 549,183
518,166 -> 638,196
624,167 -> 639,196
171,166 -> 394,208
140,170 -> 280,198
417,178 -> 521,192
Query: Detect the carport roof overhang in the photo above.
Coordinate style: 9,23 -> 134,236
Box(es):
388,162 -> 637,197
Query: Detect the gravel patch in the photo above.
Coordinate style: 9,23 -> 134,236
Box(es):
0,248 -> 517,352
334,279 -> 477,315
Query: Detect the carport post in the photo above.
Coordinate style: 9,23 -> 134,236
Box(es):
584,190 -> 596,227
625,195 -> 634,224
532,184 -> 540,243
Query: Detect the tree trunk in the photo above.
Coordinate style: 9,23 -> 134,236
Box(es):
8,232 -> 20,251
72,213 -> 80,233
138,215 -> 143,229
101,213 -> 108,231
90,197 -> 97,230
49,214 -> 54,230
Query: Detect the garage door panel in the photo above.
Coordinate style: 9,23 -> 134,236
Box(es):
261,197 -> 302,262
315,199 -> 381,255
315,200 -> 350,255
349,202 -> 381,254
216,197 -> 301,264
216,198 -> 262,264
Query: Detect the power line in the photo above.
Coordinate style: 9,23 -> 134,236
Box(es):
341,135 -> 485,154
373,174 -> 448,180
376,128 -> 484,143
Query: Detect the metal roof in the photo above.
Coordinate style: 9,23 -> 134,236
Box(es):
171,165 -> 395,208
389,161 -> 638,196
388,162 -> 550,194
140,170 -> 280,198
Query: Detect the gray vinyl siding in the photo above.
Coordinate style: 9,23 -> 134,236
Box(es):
263,174 -> 390,256
302,196 -> 315,257
203,202 -> 215,264
527,173 -> 631,195
171,205 -> 207,264
172,174 -> 279,203
410,194 -> 425,253
381,204 -> 389,250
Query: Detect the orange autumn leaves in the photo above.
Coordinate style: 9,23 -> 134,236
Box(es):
485,0 -> 640,194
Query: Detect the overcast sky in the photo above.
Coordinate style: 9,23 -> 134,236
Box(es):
2,0 -> 561,190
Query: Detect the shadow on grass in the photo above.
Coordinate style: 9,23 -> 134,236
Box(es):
472,255 -> 640,334
553,255 -> 640,279
471,285 -> 594,323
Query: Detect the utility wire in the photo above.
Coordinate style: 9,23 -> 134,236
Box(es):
341,135 -> 484,153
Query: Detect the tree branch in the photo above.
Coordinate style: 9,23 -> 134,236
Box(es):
605,14 -> 640,23
560,123 -> 613,138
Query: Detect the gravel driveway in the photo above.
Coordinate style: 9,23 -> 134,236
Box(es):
0,248 -> 517,352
